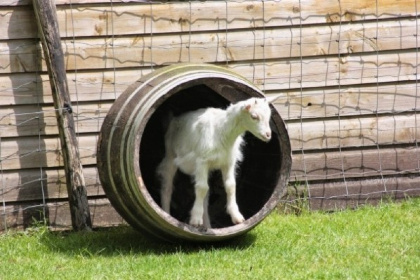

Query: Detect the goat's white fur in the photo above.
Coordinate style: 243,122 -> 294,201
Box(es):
157,96 -> 277,227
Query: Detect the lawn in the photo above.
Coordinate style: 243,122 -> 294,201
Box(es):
1,198 -> 419,280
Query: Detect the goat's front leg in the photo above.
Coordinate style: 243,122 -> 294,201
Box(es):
190,162 -> 209,227
222,164 -> 245,224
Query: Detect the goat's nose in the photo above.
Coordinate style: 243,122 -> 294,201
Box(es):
266,131 -> 271,139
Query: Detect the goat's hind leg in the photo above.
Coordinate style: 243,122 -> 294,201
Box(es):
202,192 -> 211,228
157,156 -> 177,214
222,165 -> 245,224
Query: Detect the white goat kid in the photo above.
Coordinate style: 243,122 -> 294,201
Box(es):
157,96 -> 276,227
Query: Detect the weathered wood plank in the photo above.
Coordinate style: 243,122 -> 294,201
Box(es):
55,19 -> 418,66
0,198 -> 124,231
0,40 -> 41,74
0,6 -> 38,40
2,51 -> 418,91
2,0 -> 105,4
1,166 -> 103,203
1,102 -> 419,152
2,18 -> 419,73
0,70 -> 142,106
234,52 -> 419,90
285,175 -> 420,211
291,146 -> 420,181
286,113 -> 420,151
0,103 -> 111,137
3,156 -> 419,206
2,72 -> 419,119
273,83 -> 420,120
0,135 -> 97,170
2,0 -> 418,39
1,131 -> 419,183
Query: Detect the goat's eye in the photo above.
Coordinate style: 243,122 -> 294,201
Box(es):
251,113 -> 259,120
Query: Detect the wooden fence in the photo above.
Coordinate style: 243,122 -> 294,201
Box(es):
1,0 -> 419,230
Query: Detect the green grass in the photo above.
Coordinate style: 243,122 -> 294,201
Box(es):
1,199 -> 419,280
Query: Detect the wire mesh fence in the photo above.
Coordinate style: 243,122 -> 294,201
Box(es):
1,0 -> 419,230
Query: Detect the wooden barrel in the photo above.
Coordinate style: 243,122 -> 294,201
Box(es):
97,63 -> 292,242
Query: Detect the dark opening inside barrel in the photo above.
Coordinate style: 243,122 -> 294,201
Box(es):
97,64 -> 291,242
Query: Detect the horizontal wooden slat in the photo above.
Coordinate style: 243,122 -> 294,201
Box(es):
1,102 -> 419,151
3,0 -> 117,5
2,18 -> 418,74
1,51 -> 418,91
0,198 -> 124,231
3,160 -> 420,205
287,113 -> 420,151
291,146 -> 420,181
0,135 -> 97,170
1,132 -> 419,182
3,159 -> 419,207
274,83 -> 420,120
1,166 -> 103,203
0,40 -> 40,74
1,92 -> 419,142
2,0 -> 418,39
2,140 -> 420,201
0,6 -> 38,40
2,72 -> 419,119
0,70 -> 143,106
0,103 -> 111,137
61,50 -> 420,90
237,51 -> 419,90
285,175 -> 420,210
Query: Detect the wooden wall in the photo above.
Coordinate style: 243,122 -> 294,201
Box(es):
1,0 -> 419,231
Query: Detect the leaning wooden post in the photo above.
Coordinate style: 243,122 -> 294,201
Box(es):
33,0 -> 92,231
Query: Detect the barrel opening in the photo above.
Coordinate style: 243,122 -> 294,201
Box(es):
139,84 -> 281,228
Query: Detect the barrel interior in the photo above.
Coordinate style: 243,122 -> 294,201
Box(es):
139,84 -> 281,228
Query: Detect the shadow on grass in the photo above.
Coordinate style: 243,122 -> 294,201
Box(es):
40,226 -> 257,257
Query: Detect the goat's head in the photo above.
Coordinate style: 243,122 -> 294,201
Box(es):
241,97 -> 277,142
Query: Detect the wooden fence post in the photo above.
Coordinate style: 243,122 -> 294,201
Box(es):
32,0 -> 92,231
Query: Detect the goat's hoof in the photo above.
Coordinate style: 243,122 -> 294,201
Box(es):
231,214 -> 245,224
189,217 -> 204,227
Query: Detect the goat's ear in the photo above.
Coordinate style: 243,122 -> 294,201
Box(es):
265,94 -> 281,104
243,104 -> 252,111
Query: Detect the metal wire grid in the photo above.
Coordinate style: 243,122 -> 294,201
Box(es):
1,0 -> 419,229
